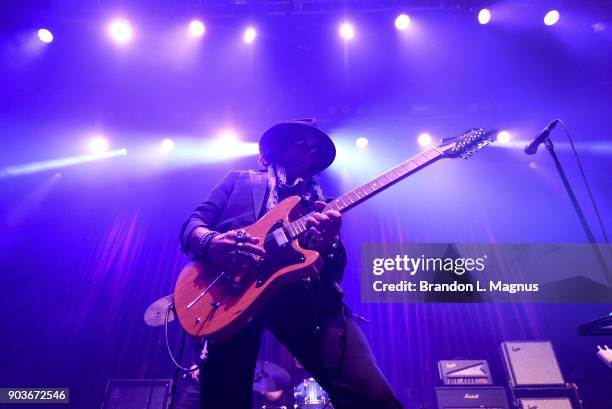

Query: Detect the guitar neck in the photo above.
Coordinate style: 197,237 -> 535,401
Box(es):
286,146 -> 444,238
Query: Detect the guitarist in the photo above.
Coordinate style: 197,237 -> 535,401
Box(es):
179,119 -> 402,409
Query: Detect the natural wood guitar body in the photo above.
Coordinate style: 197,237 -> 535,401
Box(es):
174,196 -> 323,341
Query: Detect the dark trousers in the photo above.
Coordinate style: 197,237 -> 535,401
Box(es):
199,281 -> 402,409
174,380 -> 200,409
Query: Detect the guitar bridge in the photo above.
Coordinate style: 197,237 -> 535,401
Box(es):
254,220 -> 305,287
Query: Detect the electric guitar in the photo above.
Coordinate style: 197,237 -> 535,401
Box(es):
174,128 -> 496,340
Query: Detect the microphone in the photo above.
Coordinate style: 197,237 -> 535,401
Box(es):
524,119 -> 560,155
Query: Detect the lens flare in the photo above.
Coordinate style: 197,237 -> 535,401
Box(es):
37,28 -> 54,43
418,133 -> 432,147
478,9 -> 492,25
108,19 -> 133,44
497,131 -> 512,144
189,20 -> 205,37
244,27 -> 257,44
356,137 -> 369,149
544,10 -> 560,26
394,14 -> 411,30
161,138 -> 176,153
339,22 -> 355,40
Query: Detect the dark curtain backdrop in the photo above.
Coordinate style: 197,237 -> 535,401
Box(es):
1,154 -> 611,409
2,3 -> 612,408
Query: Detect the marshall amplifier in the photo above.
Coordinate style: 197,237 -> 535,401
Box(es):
501,341 -> 564,387
438,360 -> 493,385
435,386 -> 509,409
518,398 -> 573,409
101,379 -> 172,409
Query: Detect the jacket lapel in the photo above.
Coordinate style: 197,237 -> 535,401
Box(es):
248,170 -> 268,222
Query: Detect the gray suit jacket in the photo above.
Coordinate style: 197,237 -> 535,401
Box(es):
179,169 -> 347,284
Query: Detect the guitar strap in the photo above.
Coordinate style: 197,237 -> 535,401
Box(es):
248,170 -> 268,221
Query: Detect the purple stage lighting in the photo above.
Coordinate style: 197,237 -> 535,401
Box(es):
592,22 -> 606,33
339,22 -> 355,40
478,9 -> 492,25
418,133 -> 432,147
189,20 -> 205,37
356,137 -> 369,149
544,10 -> 560,26
394,14 -> 411,31
37,28 -> 54,43
203,130 -> 258,161
218,130 -> 239,145
243,27 -> 257,44
161,138 -> 176,153
0,149 -> 127,178
89,136 -> 109,153
108,18 -> 133,44
497,131 -> 512,144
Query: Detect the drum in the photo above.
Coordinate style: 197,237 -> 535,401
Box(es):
293,378 -> 332,408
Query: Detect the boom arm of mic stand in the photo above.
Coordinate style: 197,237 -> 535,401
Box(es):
544,137 -> 612,286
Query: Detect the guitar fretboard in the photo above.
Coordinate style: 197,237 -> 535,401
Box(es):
286,147 -> 443,238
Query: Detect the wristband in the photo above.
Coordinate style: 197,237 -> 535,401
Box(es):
198,230 -> 220,258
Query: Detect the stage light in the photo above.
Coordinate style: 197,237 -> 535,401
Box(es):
394,14 -> 411,30
203,130 -> 259,161
89,136 -> 109,153
37,28 -> 53,44
544,10 -> 560,26
356,137 -> 369,149
189,20 -> 205,37
108,19 -> 133,44
418,133 -> 432,147
497,131 -> 512,144
0,149 -> 127,178
161,138 -> 176,153
243,27 -> 257,44
478,9 -> 491,25
339,22 -> 355,40
209,130 -> 241,157
218,130 -> 239,145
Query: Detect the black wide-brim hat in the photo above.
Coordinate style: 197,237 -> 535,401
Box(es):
259,118 -> 336,174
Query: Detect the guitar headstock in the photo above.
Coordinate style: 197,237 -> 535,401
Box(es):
438,128 -> 497,159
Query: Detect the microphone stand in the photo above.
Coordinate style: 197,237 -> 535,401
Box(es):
544,137 -> 612,286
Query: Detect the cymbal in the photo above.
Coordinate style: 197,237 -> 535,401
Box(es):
253,361 -> 290,393
144,294 -> 175,327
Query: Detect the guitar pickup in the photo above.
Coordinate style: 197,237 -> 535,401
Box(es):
272,227 -> 288,246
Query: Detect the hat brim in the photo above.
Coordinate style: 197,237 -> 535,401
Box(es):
259,122 -> 336,174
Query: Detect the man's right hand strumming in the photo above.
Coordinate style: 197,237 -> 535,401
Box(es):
189,227 -> 266,273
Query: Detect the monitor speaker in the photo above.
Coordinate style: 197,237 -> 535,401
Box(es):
518,397 -> 573,409
101,379 -> 173,409
501,341 -> 564,387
